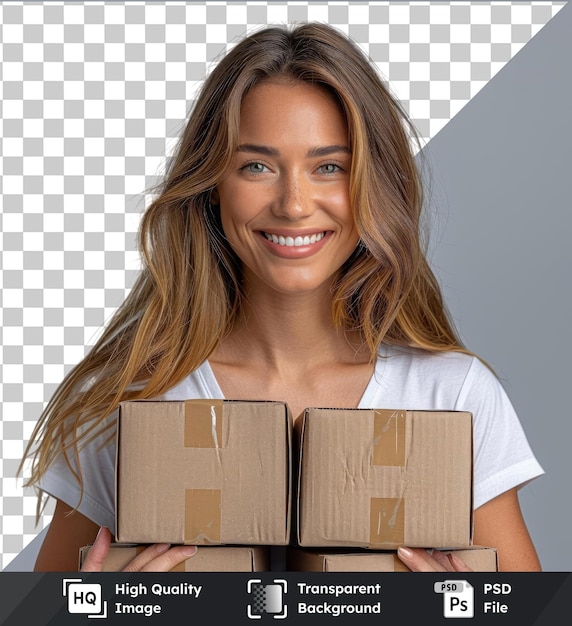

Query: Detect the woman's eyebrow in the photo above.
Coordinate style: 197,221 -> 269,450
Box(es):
307,145 -> 352,158
237,144 -> 279,157
236,144 -> 351,157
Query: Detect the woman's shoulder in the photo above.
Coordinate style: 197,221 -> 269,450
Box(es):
380,343 -> 481,374
158,360 -> 223,400
371,344 -> 498,408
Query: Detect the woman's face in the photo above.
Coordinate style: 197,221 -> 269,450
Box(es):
214,80 -> 359,297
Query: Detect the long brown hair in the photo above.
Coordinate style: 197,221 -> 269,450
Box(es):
22,22 -> 471,499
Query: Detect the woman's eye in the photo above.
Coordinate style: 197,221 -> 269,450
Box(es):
318,163 -> 341,174
244,162 -> 268,174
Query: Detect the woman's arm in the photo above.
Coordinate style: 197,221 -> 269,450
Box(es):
34,498 -> 198,572
34,499 -> 100,571
472,487 -> 541,571
397,487 -> 541,572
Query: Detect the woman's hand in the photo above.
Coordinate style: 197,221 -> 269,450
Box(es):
397,547 -> 473,572
80,527 -> 197,572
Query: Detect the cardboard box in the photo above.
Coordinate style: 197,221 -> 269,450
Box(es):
116,399 -> 292,545
79,544 -> 270,572
287,547 -> 497,572
297,408 -> 473,549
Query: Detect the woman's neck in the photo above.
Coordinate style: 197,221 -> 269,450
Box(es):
214,287 -> 368,372
208,284 -> 374,420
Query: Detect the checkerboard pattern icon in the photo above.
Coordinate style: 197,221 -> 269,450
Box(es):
0,1 -> 565,570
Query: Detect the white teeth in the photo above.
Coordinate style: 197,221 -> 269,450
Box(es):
264,232 -> 325,247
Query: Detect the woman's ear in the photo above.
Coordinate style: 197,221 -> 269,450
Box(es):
210,188 -> 220,206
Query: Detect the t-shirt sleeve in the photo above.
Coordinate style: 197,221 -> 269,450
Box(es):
37,414 -> 117,531
455,357 -> 544,509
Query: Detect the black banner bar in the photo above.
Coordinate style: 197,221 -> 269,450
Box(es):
0,572 -> 570,625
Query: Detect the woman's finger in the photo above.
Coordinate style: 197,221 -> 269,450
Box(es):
137,545 -> 198,573
432,549 -> 457,571
80,527 -> 112,572
397,547 -> 448,572
448,552 -> 474,572
120,543 -> 172,572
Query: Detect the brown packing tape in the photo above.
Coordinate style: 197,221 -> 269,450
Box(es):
370,497 -> 405,546
371,410 -> 406,546
170,561 -> 186,572
185,488 -> 221,543
183,401 -> 223,543
184,399 -> 224,448
373,409 -> 406,466
391,554 -> 410,572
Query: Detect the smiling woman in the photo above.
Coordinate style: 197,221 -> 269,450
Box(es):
20,23 -> 543,573
212,80 -> 358,296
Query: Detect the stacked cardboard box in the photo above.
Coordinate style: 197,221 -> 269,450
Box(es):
80,401 -> 497,572
291,407 -> 496,572
296,408 -> 473,549
78,544 -> 270,572
115,399 -> 292,546
95,398 -> 291,571
287,546 -> 498,572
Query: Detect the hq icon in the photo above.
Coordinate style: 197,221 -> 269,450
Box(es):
62,579 -> 108,619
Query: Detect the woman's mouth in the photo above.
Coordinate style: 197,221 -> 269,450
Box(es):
262,231 -> 327,247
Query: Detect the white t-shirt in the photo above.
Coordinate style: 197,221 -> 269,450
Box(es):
39,345 -> 544,531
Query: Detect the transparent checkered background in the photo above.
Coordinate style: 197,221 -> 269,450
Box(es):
0,1 -> 565,569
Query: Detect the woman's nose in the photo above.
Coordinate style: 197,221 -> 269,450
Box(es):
271,173 -> 313,221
